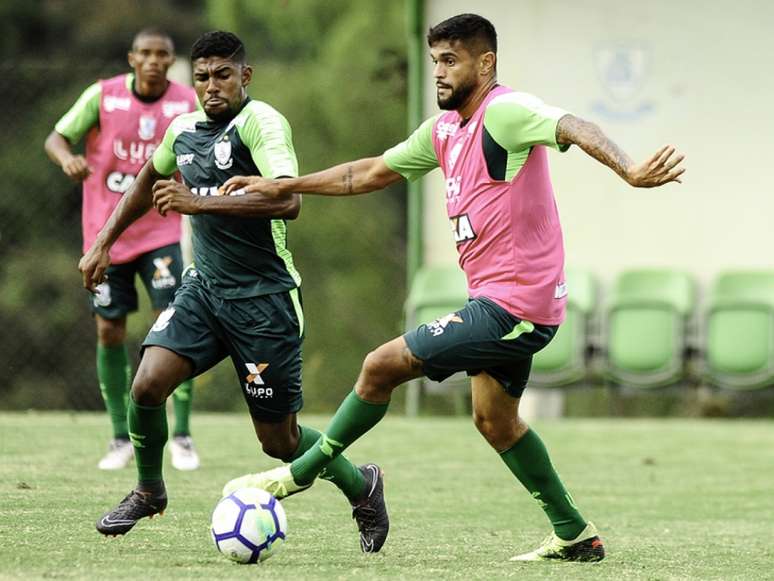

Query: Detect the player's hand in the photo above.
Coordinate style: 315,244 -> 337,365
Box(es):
79,245 -> 111,293
152,180 -> 202,216
625,145 -> 685,188
61,154 -> 92,182
220,175 -> 281,197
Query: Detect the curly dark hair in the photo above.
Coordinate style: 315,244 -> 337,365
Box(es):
427,13 -> 497,55
190,31 -> 246,63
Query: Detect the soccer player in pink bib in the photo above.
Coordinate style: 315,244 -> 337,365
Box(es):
221,14 -> 685,561
45,29 -> 201,472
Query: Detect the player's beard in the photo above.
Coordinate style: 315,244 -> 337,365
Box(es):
437,77 -> 476,110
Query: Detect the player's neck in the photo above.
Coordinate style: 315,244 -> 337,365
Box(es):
133,77 -> 169,102
456,78 -> 498,121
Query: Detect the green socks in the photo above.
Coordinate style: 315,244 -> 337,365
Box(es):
96,344 -> 131,439
128,398 -> 168,484
172,379 -> 194,437
290,425 -> 365,501
499,429 -> 587,540
291,390 -> 389,486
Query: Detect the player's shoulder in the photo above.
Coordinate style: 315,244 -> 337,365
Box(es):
486,89 -> 566,122
488,89 -> 543,110
99,73 -> 130,90
238,100 -> 289,127
167,110 -> 207,137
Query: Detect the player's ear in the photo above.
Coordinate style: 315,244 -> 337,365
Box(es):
479,52 -> 495,76
241,65 -> 253,88
127,50 -> 136,69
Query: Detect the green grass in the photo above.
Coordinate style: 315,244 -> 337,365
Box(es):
1,412 -> 772,580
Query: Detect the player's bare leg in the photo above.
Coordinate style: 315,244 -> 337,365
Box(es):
96,346 -> 192,536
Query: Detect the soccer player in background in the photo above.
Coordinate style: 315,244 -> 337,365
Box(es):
79,31 -> 389,551
221,13 -> 685,562
44,28 -> 201,471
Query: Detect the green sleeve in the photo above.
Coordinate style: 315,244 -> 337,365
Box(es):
54,81 -> 101,144
151,124 -> 179,177
238,102 -> 299,179
383,115 -> 440,181
483,92 -> 570,153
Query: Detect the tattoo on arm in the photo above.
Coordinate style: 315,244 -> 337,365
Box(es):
556,115 -> 634,181
342,165 -> 354,194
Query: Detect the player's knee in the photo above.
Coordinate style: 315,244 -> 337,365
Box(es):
96,319 -> 126,346
473,412 -> 516,450
359,349 -> 396,395
131,371 -> 169,407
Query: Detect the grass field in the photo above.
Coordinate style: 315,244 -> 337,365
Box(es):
1,412 -> 772,580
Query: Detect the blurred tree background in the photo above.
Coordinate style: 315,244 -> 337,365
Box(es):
0,0 -> 408,413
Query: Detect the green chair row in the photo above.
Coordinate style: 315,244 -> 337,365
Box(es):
405,266 -> 774,398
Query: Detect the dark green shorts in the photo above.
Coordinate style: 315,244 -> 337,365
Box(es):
404,297 -> 558,397
91,243 -> 183,319
142,269 -> 304,422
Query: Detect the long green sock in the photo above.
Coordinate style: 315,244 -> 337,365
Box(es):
291,390 -> 389,486
499,429 -> 587,540
172,379 -> 194,437
128,397 -> 168,484
290,425 -> 365,501
96,344 -> 131,439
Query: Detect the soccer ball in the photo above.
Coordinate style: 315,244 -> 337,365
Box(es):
210,487 -> 287,564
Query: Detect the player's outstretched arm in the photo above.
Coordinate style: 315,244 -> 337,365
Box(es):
44,130 -> 92,182
220,156 -> 403,198
556,115 -> 685,188
79,160 -> 158,292
152,178 -> 302,219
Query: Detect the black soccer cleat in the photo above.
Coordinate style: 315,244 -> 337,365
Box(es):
96,487 -> 168,536
351,464 -> 389,553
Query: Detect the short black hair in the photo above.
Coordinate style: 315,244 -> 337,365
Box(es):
427,13 -> 497,55
190,31 -> 246,63
132,27 -> 174,51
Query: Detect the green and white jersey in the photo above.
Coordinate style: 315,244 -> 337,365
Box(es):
152,98 -> 301,299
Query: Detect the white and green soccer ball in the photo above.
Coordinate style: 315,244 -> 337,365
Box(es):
210,487 -> 287,564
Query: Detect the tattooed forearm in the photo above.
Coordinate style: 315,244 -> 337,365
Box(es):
556,114 -> 634,182
343,165 -> 354,194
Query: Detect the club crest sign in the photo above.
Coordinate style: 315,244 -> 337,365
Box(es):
138,115 -> 157,140
591,43 -> 654,121
214,137 -> 233,170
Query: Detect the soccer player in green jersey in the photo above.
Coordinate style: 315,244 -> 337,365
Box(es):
220,14 -> 685,562
79,31 -> 388,552
45,29 -> 200,471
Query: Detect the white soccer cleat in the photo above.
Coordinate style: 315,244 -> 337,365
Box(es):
510,522 -> 605,562
97,438 -> 134,470
222,465 -> 313,499
169,435 -> 201,471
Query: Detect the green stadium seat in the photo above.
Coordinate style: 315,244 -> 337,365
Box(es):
606,269 -> 695,388
404,265 -> 469,415
531,269 -> 596,387
705,271 -> 774,390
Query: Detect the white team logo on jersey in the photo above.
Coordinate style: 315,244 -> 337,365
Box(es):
435,121 -> 458,141
214,137 -> 233,170
138,115 -> 157,140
